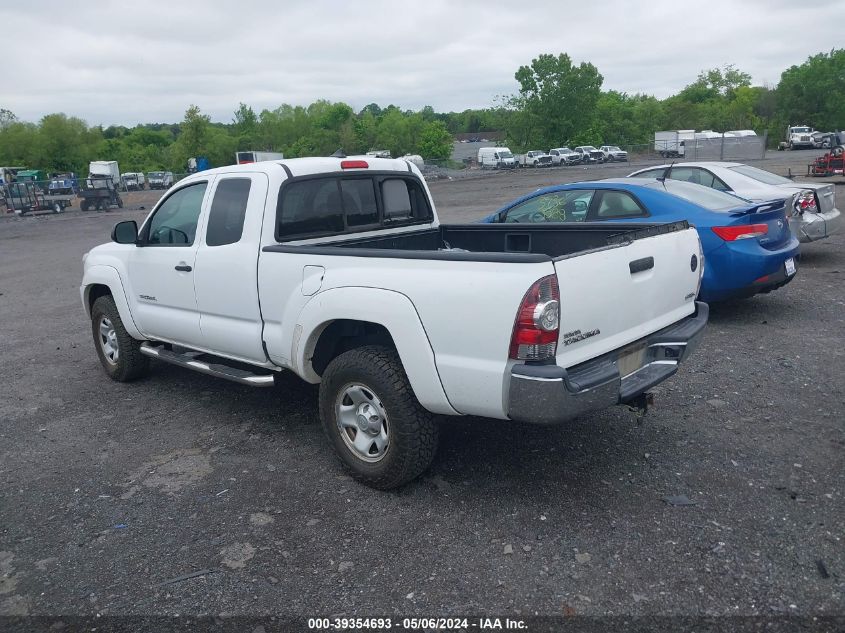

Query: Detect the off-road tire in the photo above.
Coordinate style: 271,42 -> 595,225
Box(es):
319,345 -> 438,490
91,295 -> 149,382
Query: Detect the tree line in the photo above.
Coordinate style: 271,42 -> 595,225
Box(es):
0,48 -> 842,175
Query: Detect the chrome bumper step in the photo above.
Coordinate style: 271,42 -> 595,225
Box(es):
139,343 -> 276,387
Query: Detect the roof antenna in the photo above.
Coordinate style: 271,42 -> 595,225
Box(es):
657,160 -> 674,185
331,148 -> 347,158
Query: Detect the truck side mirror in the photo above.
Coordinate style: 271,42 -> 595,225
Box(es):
112,220 -> 138,244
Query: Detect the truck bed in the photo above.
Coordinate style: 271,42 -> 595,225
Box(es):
264,221 -> 691,261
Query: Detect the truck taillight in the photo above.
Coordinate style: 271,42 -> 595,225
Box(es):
711,224 -> 768,241
341,160 -> 368,169
509,275 -> 560,361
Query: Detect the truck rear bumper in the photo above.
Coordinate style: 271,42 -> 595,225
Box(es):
507,302 -> 708,425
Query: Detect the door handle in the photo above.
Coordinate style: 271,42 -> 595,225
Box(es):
174,264 -> 192,272
629,256 -> 654,274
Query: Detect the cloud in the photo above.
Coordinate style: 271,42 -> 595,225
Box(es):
2,0 -> 843,125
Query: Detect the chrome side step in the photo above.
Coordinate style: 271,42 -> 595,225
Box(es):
139,343 -> 276,387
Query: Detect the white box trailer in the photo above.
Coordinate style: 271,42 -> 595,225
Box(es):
235,151 -> 284,165
88,161 -> 120,188
654,130 -> 695,157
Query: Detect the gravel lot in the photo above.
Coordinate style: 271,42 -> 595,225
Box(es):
0,153 -> 842,626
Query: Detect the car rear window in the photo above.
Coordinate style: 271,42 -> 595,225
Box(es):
660,179 -> 751,211
276,174 -> 432,241
728,164 -> 793,185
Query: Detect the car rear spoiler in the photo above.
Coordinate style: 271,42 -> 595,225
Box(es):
728,199 -> 785,216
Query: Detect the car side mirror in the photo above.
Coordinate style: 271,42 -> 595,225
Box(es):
111,220 -> 138,244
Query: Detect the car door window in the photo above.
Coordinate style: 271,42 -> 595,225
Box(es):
669,167 -> 701,185
671,167 -> 731,192
504,190 -> 594,223
206,178 -> 251,246
697,170 -> 731,192
146,182 -> 208,245
595,191 -> 647,218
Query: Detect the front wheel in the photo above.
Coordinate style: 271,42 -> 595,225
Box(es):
91,295 -> 149,381
319,345 -> 439,489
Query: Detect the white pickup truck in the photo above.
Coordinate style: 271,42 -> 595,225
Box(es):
81,156 -> 708,489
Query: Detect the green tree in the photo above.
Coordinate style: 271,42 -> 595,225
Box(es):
179,105 -> 210,157
36,114 -> 102,173
509,53 -> 603,149
417,120 -> 453,160
233,102 -> 258,149
0,108 -> 18,128
375,109 -> 412,157
777,49 -> 845,130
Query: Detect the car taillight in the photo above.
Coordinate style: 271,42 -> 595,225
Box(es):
711,224 -> 769,241
793,190 -> 817,214
509,275 -> 560,361
341,160 -> 368,169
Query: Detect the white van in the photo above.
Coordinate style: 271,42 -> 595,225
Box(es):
477,147 -> 516,169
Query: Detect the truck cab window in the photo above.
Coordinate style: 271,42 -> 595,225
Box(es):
277,175 -> 432,240
145,182 -> 208,245
382,179 -> 413,221
381,178 -> 432,223
206,178 -> 252,246
340,179 -> 378,227
278,178 -> 344,239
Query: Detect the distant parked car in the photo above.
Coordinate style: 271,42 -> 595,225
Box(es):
628,161 -> 842,243
147,171 -> 174,190
549,147 -> 581,166
573,146 -> 605,163
519,150 -> 553,167
599,145 -> 628,162
479,178 -> 799,302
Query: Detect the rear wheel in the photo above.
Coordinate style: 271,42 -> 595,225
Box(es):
319,345 -> 438,489
80,200 -> 90,211
52,202 -> 62,214
90,295 -> 149,381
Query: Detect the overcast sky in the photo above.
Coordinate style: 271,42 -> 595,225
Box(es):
4,0 -> 843,126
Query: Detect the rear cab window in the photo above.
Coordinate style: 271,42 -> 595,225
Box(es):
276,173 -> 433,241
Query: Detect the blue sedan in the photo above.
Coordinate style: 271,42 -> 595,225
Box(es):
480,178 -> 800,302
